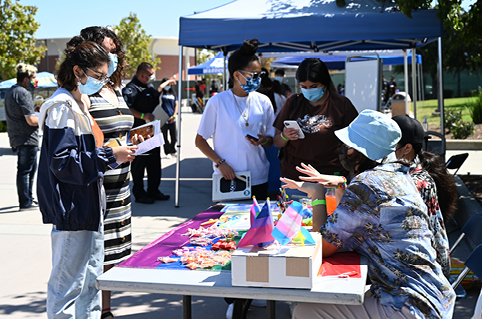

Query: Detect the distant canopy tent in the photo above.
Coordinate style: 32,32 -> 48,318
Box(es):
0,72 -> 58,89
175,0 -> 443,206
188,52 -> 227,75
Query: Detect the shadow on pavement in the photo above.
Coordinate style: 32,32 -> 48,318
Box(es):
0,291 -> 46,315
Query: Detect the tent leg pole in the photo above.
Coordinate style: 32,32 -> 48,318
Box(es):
403,50 -> 408,115
175,45 -> 184,207
412,48 -> 417,120
438,37 -> 445,147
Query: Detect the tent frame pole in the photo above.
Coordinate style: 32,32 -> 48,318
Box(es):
438,37 -> 445,145
175,45 -> 184,207
404,50 -> 409,114
412,48 -> 417,119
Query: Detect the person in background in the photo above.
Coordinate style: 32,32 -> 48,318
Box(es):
382,75 -> 389,104
200,78 -> 207,97
159,77 -> 178,159
388,75 -> 397,98
274,69 -> 292,98
272,80 -> 286,117
210,79 -> 218,96
191,80 -> 204,113
392,115 -> 457,278
37,40 -> 137,319
122,62 -> 170,204
4,63 -> 39,211
79,26 -> 136,319
273,58 -> 358,188
283,110 -> 455,319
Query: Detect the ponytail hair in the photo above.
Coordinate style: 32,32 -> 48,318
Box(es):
417,151 -> 457,222
56,38 -> 110,92
228,39 -> 260,79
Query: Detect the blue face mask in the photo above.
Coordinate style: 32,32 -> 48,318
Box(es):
275,76 -> 283,83
78,70 -> 105,95
301,86 -> 325,103
238,73 -> 261,94
164,86 -> 171,91
107,53 -> 118,77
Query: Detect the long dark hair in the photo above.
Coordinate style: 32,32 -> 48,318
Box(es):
296,58 -> 335,92
57,37 -> 110,92
417,150 -> 457,221
228,39 -> 260,79
80,26 -> 126,88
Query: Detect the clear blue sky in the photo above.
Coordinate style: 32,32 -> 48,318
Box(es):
21,0 -> 230,39
22,0 -> 476,39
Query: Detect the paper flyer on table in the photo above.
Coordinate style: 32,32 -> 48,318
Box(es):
134,134 -> 164,155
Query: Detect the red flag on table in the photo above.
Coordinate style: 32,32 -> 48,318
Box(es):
238,199 -> 274,248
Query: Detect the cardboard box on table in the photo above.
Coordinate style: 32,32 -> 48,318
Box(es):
231,233 -> 322,289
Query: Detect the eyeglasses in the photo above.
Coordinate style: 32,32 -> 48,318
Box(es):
238,70 -> 266,80
85,68 -> 110,84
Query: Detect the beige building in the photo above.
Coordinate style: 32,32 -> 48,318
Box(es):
36,37 -> 196,81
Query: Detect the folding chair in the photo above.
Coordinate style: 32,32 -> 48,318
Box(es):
446,153 -> 469,176
423,131 -> 446,162
451,244 -> 482,291
449,213 -> 482,255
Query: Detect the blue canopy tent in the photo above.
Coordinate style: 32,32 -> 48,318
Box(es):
0,71 -> 57,89
175,0 -> 444,206
271,52 -> 422,69
188,52 -> 226,75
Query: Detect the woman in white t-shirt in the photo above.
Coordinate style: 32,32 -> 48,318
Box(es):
195,39 -> 276,199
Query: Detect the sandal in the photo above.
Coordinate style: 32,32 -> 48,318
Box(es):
101,311 -> 114,319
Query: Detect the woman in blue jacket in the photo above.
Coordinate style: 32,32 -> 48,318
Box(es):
37,39 -> 137,319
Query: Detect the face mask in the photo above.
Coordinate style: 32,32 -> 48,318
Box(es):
107,53 -> 118,77
238,73 -> 261,94
78,71 -> 105,95
164,86 -> 171,91
29,79 -> 38,89
275,76 -> 283,83
147,74 -> 155,84
339,144 -> 358,174
301,86 -> 325,102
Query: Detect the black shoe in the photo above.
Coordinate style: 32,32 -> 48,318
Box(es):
19,202 -> 39,211
135,196 -> 155,204
150,192 -> 170,201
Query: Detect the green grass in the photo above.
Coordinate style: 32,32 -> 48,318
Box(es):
413,97 -> 476,128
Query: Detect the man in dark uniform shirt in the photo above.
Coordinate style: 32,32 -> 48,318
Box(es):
122,62 -> 169,204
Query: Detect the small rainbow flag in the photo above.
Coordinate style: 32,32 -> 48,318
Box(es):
271,201 -> 304,246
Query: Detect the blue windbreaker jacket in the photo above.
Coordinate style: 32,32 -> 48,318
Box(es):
37,88 -> 116,231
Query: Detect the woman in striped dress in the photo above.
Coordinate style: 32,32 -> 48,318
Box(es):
81,26 -> 134,319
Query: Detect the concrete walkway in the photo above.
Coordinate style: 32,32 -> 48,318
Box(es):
0,106 -> 480,318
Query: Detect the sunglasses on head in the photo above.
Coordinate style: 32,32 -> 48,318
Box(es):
238,70 -> 266,80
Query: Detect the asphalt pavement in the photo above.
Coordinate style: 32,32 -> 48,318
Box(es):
0,106 -> 480,318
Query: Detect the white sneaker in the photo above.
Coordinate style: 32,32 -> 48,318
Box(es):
165,154 -> 172,159
225,303 -> 234,319
250,299 -> 267,307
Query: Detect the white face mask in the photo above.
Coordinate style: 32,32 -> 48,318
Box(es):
147,74 -> 155,84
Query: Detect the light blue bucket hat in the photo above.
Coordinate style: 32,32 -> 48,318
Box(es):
334,110 -> 401,162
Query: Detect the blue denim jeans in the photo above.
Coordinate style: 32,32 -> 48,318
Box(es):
47,225 -> 104,319
16,145 -> 38,208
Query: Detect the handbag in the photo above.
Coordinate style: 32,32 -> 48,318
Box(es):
278,94 -> 299,160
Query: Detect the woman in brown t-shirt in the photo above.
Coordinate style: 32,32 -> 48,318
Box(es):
273,58 -> 358,181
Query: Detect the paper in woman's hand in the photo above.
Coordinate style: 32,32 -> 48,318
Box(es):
133,134 -> 164,155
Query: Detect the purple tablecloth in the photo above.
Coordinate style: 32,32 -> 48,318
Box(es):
118,205 -> 225,269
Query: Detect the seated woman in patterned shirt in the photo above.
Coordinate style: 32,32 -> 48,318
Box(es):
392,115 -> 457,279
282,110 -> 455,319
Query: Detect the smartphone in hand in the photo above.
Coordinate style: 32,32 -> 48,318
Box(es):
283,120 -> 305,139
246,134 -> 259,142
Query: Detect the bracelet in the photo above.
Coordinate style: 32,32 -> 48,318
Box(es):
312,199 -> 327,206
261,138 -> 269,145
280,133 -> 289,141
140,113 -> 145,119
337,176 -> 348,189
215,159 -> 225,168
173,114 -> 177,118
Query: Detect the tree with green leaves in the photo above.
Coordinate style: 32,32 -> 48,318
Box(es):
115,13 -> 160,78
0,0 -> 45,80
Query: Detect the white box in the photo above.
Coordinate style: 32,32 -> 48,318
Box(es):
212,171 -> 251,202
231,233 -> 322,289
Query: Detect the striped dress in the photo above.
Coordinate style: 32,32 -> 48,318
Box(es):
89,88 -> 134,265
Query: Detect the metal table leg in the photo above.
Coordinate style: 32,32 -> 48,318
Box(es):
267,300 -> 276,319
183,295 -> 192,319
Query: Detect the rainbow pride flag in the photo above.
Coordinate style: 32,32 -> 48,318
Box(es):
238,199 -> 274,248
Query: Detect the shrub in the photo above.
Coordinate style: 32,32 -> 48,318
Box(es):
450,119 -> 475,139
0,121 -> 7,133
444,109 -> 462,133
468,89 -> 482,124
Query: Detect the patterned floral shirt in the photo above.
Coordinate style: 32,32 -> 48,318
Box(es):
409,164 -> 451,278
321,163 -> 455,319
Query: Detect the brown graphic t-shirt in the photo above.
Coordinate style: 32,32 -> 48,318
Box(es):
273,91 -> 358,180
